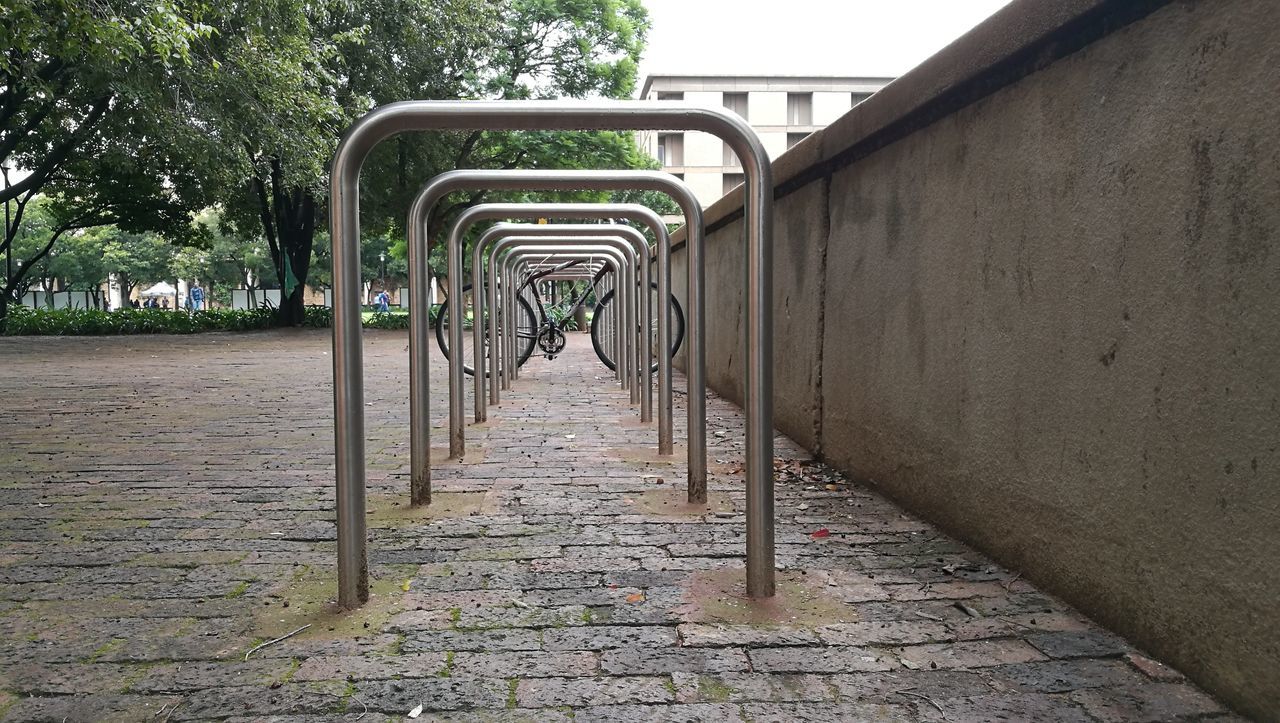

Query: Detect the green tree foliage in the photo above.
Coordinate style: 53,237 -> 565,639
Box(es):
0,0 -> 217,322
1,0 -> 663,328
173,209 -> 274,305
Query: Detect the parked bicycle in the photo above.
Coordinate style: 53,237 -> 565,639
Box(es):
435,258 -> 685,377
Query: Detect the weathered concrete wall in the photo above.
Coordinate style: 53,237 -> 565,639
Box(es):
670,0 -> 1280,717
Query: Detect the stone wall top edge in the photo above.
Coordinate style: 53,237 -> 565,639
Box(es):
669,0 -> 1123,244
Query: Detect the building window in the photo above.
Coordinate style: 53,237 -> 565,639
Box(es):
723,92 -> 748,119
787,132 -> 809,149
722,172 -> 744,196
722,142 -> 739,168
787,92 -> 813,126
851,92 -> 873,107
657,91 -> 683,101
657,133 -> 684,167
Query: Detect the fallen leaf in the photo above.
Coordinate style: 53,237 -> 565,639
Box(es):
408,704 -> 423,718
809,528 -> 831,539
626,592 -> 645,603
565,434 -> 576,440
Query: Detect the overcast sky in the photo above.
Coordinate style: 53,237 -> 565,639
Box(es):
635,0 -> 1014,90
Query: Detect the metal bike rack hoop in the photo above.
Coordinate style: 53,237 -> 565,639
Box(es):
332,100 -> 774,609
476,234 -> 640,413
444,203 -> 674,456
472,224 -> 653,433
404,169 -> 708,511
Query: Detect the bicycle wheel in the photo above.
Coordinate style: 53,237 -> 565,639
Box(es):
435,284 -> 538,376
590,282 -> 685,373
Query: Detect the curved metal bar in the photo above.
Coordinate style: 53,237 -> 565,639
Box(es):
451,203 -> 668,438
478,223 -> 652,429
501,254 -> 613,389
456,215 -> 655,428
404,169 -> 706,513
474,234 -> 639,411
496,243 -> 634,404
332,100 -> 774,609
503,255 -> 618,390
500,253 -> 614,386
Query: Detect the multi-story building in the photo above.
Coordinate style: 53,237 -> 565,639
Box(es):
637,75 -> 894,208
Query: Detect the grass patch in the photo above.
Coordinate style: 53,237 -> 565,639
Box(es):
225,580 -> 251,599
506,678 -> 518,709
437,651 -> 455,678
696,675 -> 736,702
247,564 -> 415,644
83,638 -> 123,663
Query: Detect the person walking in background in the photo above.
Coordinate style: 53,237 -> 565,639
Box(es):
376,289 -> 390,313
190,284 -> 205,311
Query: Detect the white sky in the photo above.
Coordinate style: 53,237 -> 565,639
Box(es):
635,0 -> 1014,90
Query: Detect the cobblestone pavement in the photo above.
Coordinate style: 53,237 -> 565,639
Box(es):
0,330 -> 1241,722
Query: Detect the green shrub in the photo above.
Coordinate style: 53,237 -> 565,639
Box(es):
546,305 -> 579,332
3,306 -> 275,335
302,305 -> 332,328
2,303 -> 436,335
363,311 -> 410,330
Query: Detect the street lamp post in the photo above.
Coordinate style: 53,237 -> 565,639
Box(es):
3,165 -> 11,299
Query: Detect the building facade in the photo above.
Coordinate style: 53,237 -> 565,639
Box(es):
637,75 -> 894,209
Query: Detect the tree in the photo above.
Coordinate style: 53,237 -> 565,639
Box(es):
173,209 -> 274,306
0,0 -> 216,324
178,0 -> 497,325
187,0 -> 656,327
48,227 -> 110,307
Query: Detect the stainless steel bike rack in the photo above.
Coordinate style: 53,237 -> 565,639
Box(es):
497,249 -> 623,392
332,100 -> 774,609
468,222 -> 656,426
446,203 -> 674,452
405,169 -> 707,510
496,246 -> 632,394
473,234 -> 641,415
500,257 -> 610,389
502,255 -> 619,388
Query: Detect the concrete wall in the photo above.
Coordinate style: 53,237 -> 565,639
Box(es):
669,0 -> 1279,717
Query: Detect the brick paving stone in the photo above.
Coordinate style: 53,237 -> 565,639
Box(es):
748,646 -> 898,673
516,675 -> 675,707
1070,682 -> 1227,722
670,671 -> 835,704
0,332 -> 1236,721
983,659 -> 1146,694
354,677 -> 511,713
575,703 -> 746,722
0,693 -> 182,722
920,693 -> 1097,723
400,629 -> 543,653
897,639 -> 1048,670
677,623 -> 821,648
292,653 -> 449,681
451,650 -> 598,678
542,625 -> 678,651
600,647 -> 750,675
1026,629 -> 1131,659
737,701 -> 917,722
829,669 -> 995,702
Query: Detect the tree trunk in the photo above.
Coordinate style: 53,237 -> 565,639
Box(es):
250,156 -> 317,328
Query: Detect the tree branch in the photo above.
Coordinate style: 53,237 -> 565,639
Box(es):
0,94 -> 113,205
